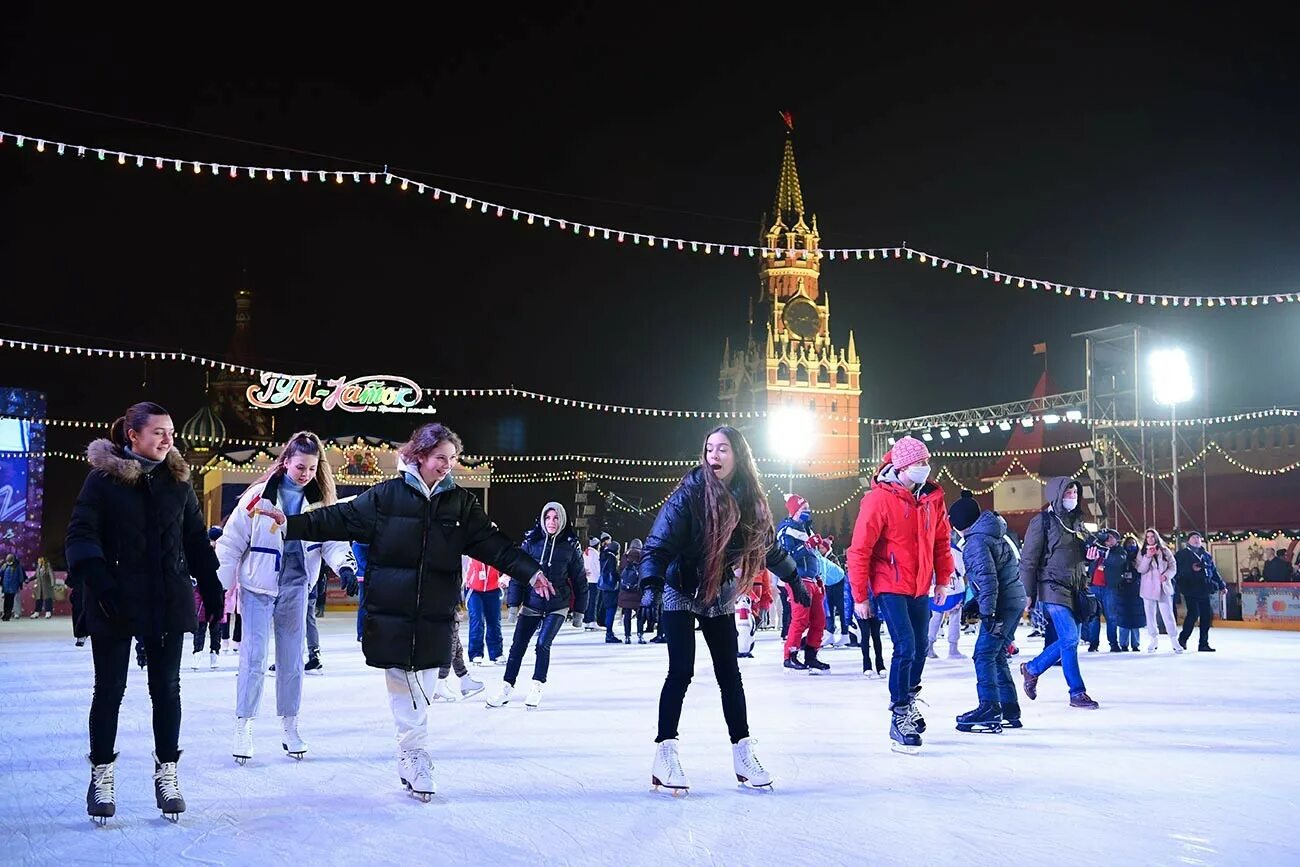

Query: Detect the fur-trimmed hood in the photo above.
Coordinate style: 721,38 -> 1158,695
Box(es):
86,438 -> 190,484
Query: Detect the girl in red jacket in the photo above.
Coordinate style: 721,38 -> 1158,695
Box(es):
847,436 -> 954,754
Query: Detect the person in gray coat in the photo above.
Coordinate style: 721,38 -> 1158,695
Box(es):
1017,478 -> 1100,709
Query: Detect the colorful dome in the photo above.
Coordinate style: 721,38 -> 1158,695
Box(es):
181,404 -> 227,451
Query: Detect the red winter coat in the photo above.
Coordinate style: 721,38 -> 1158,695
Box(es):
847,456 -> 955,602
463,558 -> 502,593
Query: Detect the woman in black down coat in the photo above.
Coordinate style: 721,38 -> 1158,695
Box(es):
65,402 -> 224,824
260,422 -> 545,801
638,426 -> 803,795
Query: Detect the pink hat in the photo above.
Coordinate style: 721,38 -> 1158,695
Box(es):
785,494 -> 809,517
890,436 -> 931,470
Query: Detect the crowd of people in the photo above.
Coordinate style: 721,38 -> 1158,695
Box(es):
27,400 -> 1245,822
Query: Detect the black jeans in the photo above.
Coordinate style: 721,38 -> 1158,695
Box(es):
657,609 -> 748,744
89,632 -> 185,764
621,607 -> 646,639
857,615 -> 884,670
2,591 -> 15,619
1179,594 -> 1214,647
193,621 -> 222,653
778,585 -> 791,639
503,612 -> 566,685
826,584 -> 849,636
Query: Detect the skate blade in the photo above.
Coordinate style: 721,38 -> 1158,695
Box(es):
91,815 -> 109,827
890,744 -> 921,755
955,724 -> 1003,734
234,756 -> 250,766
651,777 -> 689,796
1002,720 -> 1023,729
401,779 -> 435,801
460,688 -> 485,699
282,746 -> 306,760
163,811 -> 181,824
525,704 -> 540,710
736,775 -> 774,790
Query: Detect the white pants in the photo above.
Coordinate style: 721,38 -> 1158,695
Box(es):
386,668 -> 439,751
1143,597 -> 1179,646
236,585 -> 308,718
928,607 -> 961,647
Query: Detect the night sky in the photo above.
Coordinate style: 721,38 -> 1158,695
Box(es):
3,8 -> 1298,545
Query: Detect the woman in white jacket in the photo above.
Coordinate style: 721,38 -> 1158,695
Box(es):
215,432 -> 357,763
1135,528 -> 1182,655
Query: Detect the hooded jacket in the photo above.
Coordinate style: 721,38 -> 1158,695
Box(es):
960,511 -> 1025,617
64,439 -> 222,640
0,555 -> 24,595
1017,477 -> 1087,608
846,451 -> 956,603
215,472 -> 356,598
639,467 -> 799,598
509,501 -> 587,614
283,461 -> 542,671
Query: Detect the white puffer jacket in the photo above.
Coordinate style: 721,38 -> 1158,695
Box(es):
215,475 -> 356,598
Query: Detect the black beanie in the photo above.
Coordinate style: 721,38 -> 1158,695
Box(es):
948,491 -> 981,532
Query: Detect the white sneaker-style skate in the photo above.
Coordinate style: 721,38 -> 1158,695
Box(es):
485,683 -> 514,707
398,749 -> 436,801
927,641 -> 939,659
432,677 -> 462,702
1147,643 -> 1158,654
459,673 -> 485,699
209,651 -> 219,670
732,737 -> 773,789
524,680 -> 544,709
281,715 -> 307,759
948,643 -> 966,659
233,717 -> 254,765
651,739 -> 690,795
86,755 -> 116,825
29,611 -> 39,619
190,651 -> 203,671
44,611 -> 52,619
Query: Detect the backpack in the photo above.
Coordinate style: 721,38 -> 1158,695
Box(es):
619,565 -> 640,593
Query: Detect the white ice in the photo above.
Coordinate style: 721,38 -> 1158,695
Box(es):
1,616 -> 1297,867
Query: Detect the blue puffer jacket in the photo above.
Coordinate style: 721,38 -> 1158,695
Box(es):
776,516 -> 821,579
960,511 -> 1025,617
0,557 -> 25,594
819,553 -> 845,586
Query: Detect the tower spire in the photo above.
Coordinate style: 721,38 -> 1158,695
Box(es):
772,119 -> 805,226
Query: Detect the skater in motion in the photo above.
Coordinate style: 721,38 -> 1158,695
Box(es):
258,423 -> 546,801
65,402 -> 225,824
1017,478 -> 1101,709
847,436 -> 955,755
639,426 -> 804,795
947,492 -> 1025,733
487,500 -> 587,709
215,431 -> 357,765
777,494 -> 830,673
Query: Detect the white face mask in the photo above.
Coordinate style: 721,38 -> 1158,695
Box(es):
903,465 -> 931,486
1062,495 -> 1078,511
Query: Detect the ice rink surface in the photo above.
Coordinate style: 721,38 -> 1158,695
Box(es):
2,615 -> 1296,867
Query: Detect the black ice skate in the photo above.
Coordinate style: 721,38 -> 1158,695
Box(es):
907,687 -> 928,733
956,701 -> 1004,734
890,704 -> 922,755
783,653 -> 807,671
304,649 -> 323,674
804,648 -> 830,674
1001,700 -> 1024,728
153,752 -> 186,822
86,754 -> 117,826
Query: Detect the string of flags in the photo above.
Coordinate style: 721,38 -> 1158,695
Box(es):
4,126 -> 1299,309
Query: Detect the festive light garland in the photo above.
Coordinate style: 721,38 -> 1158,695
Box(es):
4,126 -> 1300,309
1105,440 -> 1300,479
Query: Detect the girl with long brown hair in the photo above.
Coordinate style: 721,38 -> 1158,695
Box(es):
638,426 -> 804,794
215,431 -> 357,764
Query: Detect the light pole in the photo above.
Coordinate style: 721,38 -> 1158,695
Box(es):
1150,348 -> 1193,533
767,406 -> 814,496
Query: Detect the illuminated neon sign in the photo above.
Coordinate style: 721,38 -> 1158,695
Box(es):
246,373 -> 437,414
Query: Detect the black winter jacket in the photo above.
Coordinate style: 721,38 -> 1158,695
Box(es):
510,522 -> 587,614
1018,477 -> 1088,608
1175,546 -> 1226,597
960,511 -> 1025,617
639,467 -> 798,598
64,440 -> 221,640
286,471 -> 541,671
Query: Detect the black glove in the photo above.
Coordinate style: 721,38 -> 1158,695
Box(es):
981,614 -> 1003,638
786,578 -> 811,608
339,567 -> 359,597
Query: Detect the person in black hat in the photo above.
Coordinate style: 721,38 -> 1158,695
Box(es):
948,492 -> 1026,733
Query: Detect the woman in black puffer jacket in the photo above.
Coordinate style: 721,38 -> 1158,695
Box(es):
65,402 -> 224,823
486,500 -> 587,709
266,423 -> 544,800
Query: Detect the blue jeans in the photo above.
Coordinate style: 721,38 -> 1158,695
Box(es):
584,584 -> 599,624
1084,585 -> 1117,648
1118,626 -> 1141,650
467,589 -> 503,661
974,608 -> 1021,704
876,593 -> 931,706
356,581 -> 367,642
1027,603 -> 1087,696
503,612 -> 566,685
